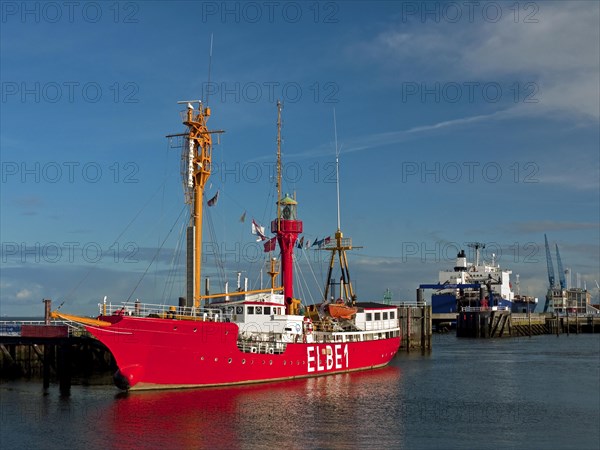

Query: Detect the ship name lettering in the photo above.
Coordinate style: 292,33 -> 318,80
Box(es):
307,344 -> 348,373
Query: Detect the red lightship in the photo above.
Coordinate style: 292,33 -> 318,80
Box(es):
53,100 -> 401,390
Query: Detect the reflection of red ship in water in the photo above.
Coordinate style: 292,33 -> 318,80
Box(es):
53,100 -> 401,390
106,365 -> 401,449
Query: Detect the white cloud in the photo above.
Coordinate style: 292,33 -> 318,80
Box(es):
16,288 -> 33,300
355,1 -> 600,120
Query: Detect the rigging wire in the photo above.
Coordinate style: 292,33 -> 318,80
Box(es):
161,215 -> 189,303
204,196 -> 227,290
59,180 -> 170,305
300,245 -> 325,302
126,204 -> 188,302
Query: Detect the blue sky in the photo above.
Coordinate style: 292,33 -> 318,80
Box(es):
1,1 -> 599,316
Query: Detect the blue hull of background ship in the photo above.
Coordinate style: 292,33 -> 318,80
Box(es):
430,292 -> 536,314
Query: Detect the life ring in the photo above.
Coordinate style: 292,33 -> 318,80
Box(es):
304,317 -> 313,335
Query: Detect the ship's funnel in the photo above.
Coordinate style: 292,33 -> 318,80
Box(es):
454,250 -> 467,272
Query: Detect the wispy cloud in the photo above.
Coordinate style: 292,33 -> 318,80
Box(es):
513,221 -> 599,233
351,2 -> 600,121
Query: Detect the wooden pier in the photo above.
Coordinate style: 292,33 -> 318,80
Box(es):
0,325 -> 115,393
398,304 -> 432,351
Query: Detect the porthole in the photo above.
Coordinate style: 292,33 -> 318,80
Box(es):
242,359 -> 246,364
193,328 -> 197,332
283,360 -> 287,366
173,326 -> 177,331
200,356 -> 204,361
228,358 -> 232,364
214,358 -> 218,362
269,360 -> 273,365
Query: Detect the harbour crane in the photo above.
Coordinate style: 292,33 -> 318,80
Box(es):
543,234 -> 556,312
555,244 -> 566,289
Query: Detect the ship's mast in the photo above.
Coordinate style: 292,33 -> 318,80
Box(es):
322,111 -> 360,304
271,101 -> 302,314
172,101 -> 225,309
467,242 -> 485,266
186,103 -> 212,308
334,108 -> 341,231
276,100 -> 283,230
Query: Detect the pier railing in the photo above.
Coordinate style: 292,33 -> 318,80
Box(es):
461,306 -> 510,312
0,320 -> 81,337
99,302 -> 233,322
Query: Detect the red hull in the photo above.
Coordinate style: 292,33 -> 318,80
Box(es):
86,315 -> 401,390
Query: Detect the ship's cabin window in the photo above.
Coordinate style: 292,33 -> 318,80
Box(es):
264,306 -> 271,315
375,312 -> 381,320
383,312 -> 388,320
366,313 -> 372,321
255,306 -> 262,314
389,311 -> 395,319
236,306 -> 243,314
247,306 -> 254,314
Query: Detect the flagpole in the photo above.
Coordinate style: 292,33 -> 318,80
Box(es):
276,100 -> 283,231
334,107 -> 341,232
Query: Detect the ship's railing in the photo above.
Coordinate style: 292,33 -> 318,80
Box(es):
236,340 -> 286,355
99,302 -> 233,322
396,301 -> 428,307
322,237 -> 352,249
461,306 -> 510,312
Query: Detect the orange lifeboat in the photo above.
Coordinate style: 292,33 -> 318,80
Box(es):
328,299 -> 358,319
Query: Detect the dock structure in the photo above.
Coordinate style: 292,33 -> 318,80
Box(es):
0,324 -> 115,393
447,309 -> 600,338
0,301 -> 114,393
397,303 -> 432,351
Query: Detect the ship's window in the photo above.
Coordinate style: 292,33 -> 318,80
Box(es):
383,312 -> 388,320
390,311 -> 395,319
366,313 -> 372,321
264,306 -> 271,315
375,313 -> 381,320
242,359 -> 246,364
247,306 -> 254,314
236,306 -> 243,314
255,306 -> 262,314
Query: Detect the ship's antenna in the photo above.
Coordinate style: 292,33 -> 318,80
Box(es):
205,33 -> 214,106
334,108 -> 341,231
276,100 -> 283,230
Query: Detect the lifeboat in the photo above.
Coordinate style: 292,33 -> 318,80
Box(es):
328,299 -> 358,319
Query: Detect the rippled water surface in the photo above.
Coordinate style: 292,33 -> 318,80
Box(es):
2,334 -> 598,449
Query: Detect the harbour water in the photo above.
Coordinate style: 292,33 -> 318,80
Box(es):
1,334 -> 598,449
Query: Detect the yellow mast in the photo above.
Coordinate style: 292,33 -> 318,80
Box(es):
181,103 -> 223,309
